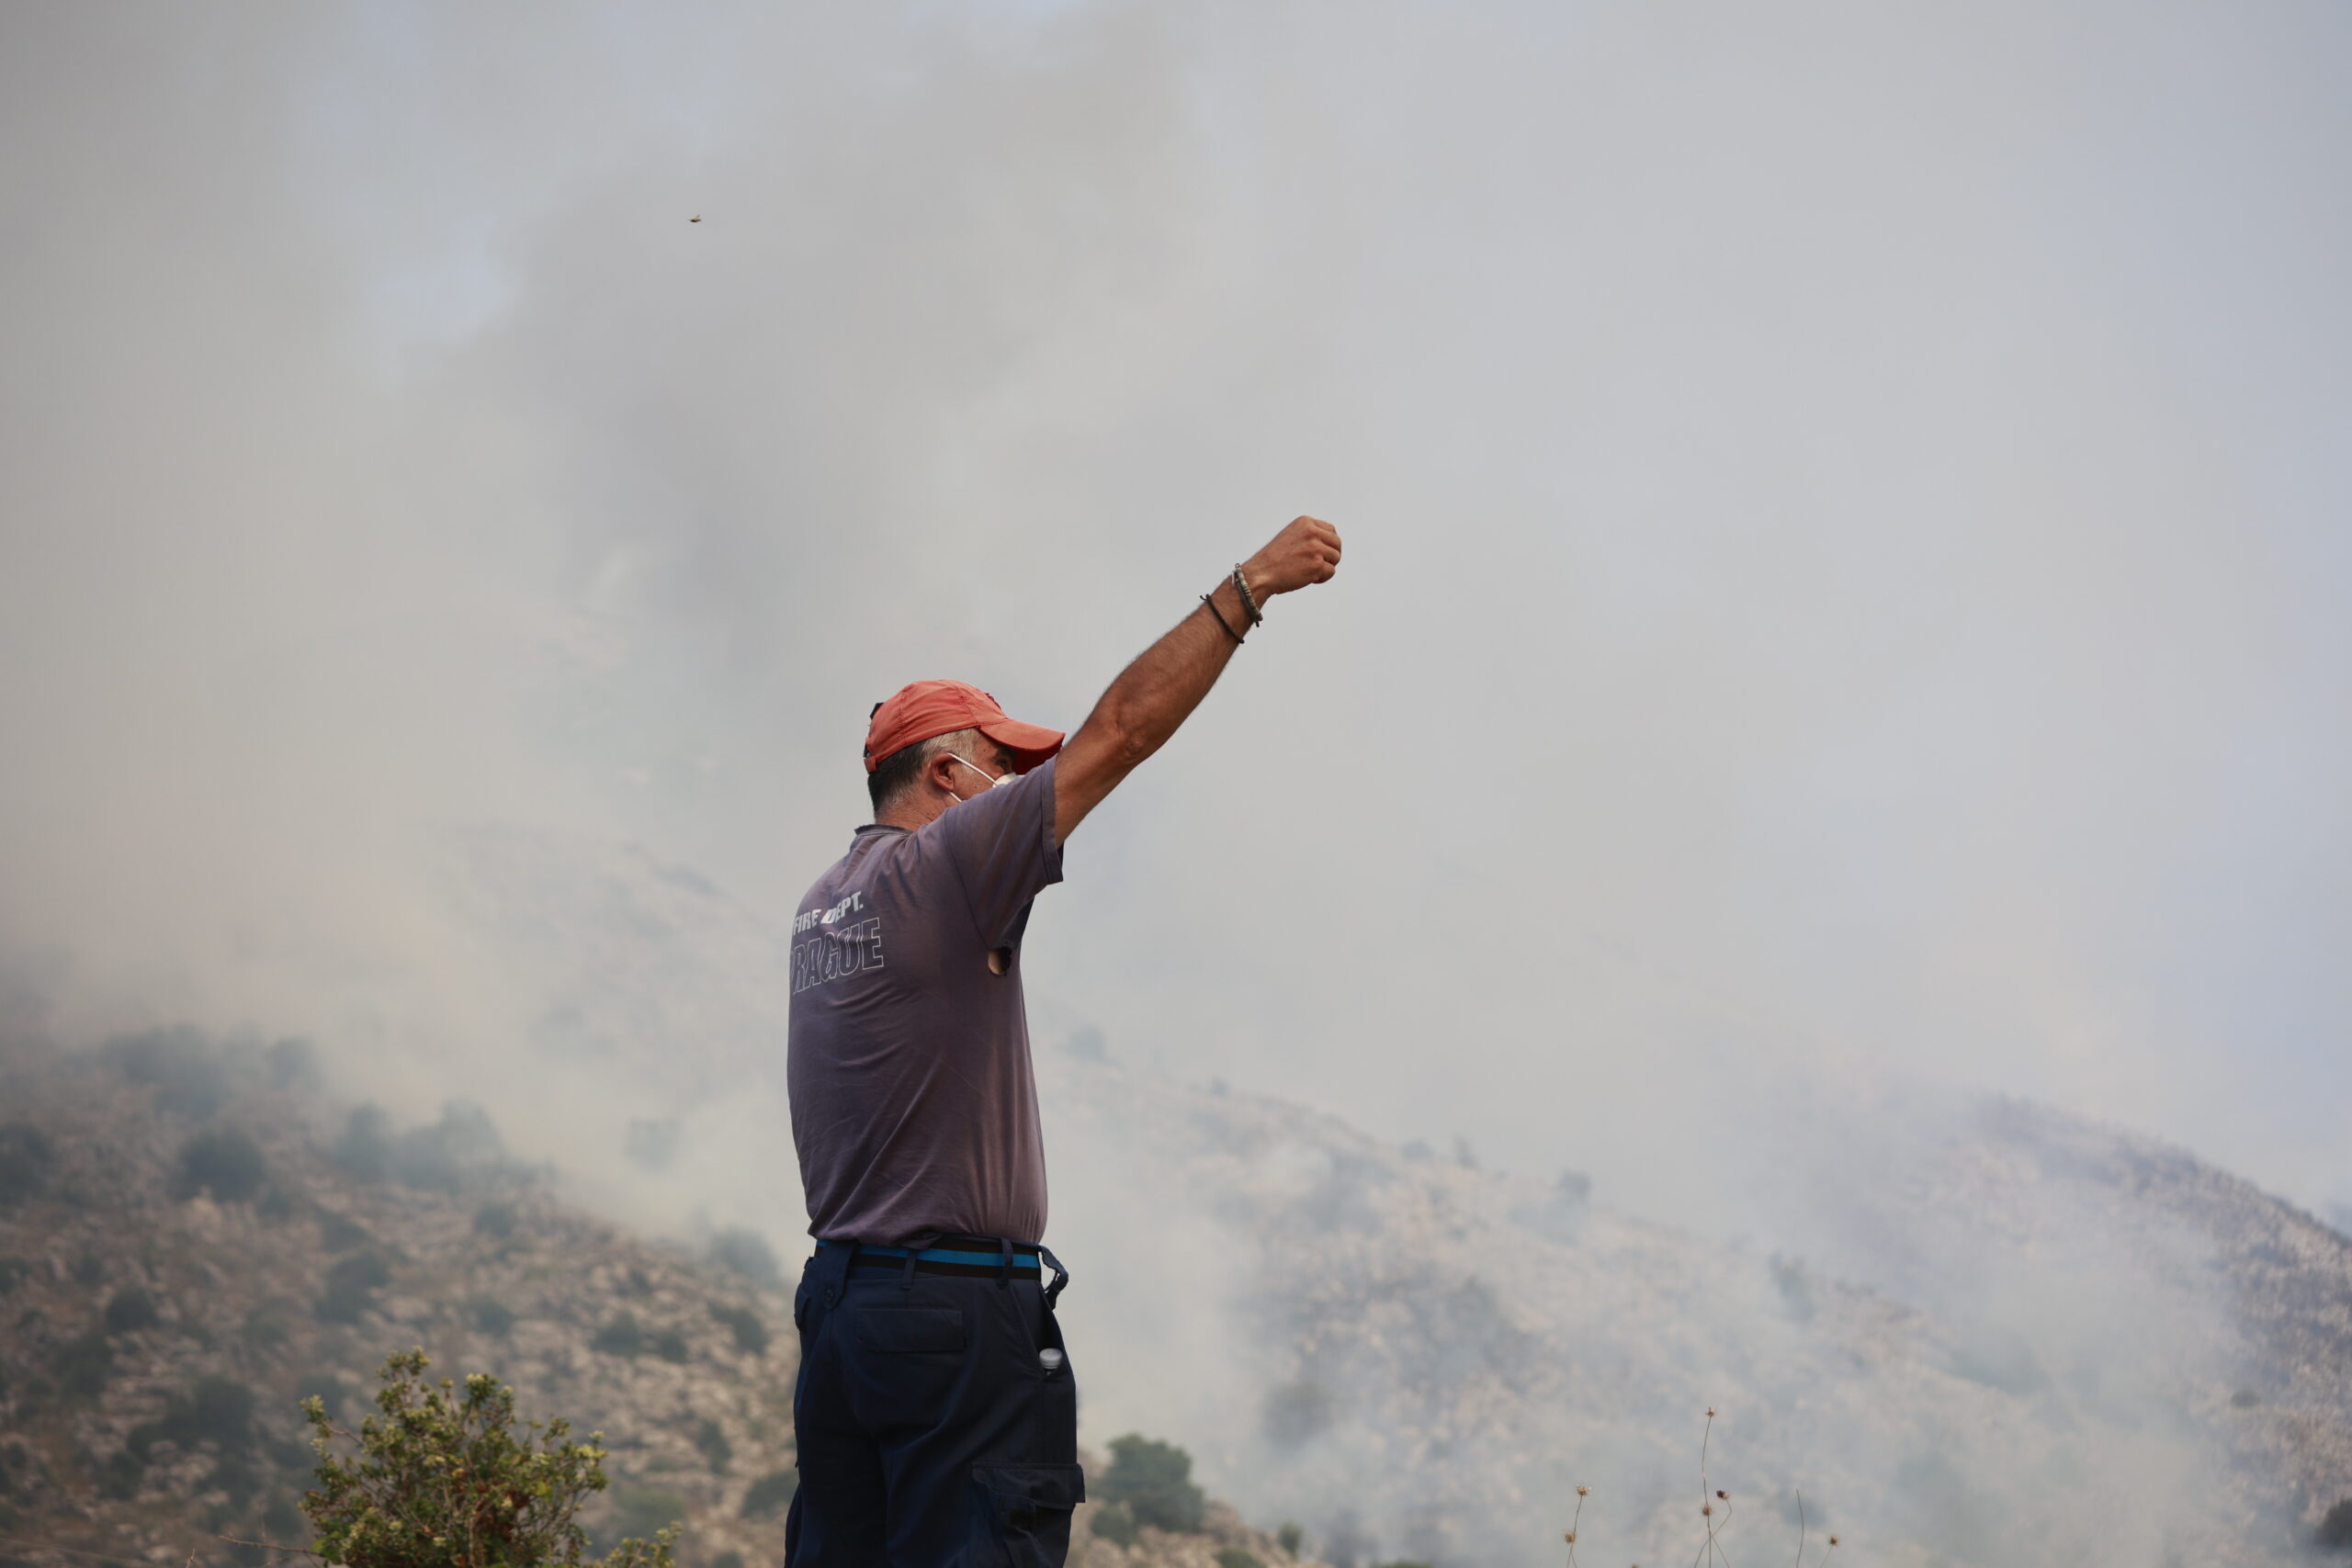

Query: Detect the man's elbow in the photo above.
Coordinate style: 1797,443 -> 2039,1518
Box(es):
1086,708 -> 1158,773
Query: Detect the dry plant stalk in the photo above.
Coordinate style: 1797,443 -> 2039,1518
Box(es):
1561,1405 -> 1846,1568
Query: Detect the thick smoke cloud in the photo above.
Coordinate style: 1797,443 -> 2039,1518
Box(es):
3,3 -> 2349,1535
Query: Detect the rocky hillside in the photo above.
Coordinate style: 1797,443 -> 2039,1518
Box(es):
0,1030 -> 1328,1568
1041,1052 -> 2352,1568
0,1029 -> 799,1566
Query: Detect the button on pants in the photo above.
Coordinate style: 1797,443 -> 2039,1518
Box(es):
786,1246 -> 1083,1566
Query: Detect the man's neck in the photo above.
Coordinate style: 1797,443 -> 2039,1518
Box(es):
873,796 -> 945,833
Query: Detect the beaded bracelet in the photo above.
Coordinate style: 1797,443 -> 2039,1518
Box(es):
1231,564 -> 1264,625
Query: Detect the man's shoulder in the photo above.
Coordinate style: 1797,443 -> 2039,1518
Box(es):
792,827 -> 926,912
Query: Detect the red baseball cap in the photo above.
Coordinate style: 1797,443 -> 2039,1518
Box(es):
863,680 -> 1065,774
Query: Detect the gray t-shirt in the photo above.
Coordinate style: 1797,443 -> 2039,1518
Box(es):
786,757 -> 1063,1246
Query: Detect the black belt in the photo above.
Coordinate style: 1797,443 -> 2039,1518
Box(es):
819,1234 -> 1068,1304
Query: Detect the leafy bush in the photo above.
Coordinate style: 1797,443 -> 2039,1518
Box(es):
303,1349 -> 673,1568
1097,1434 -> 1205,1533
1216,1551 -> 1264,1568
318,1253 -> 393,1325
2319,1496 -> 2352,1551
738,1470 -> 797,1519
1276,1521 -> 1303,1556
320,1212 -> 371,1252
691,1417 -> 731,1472
130,1375 -> 258,1456
1089,1501 -> 1137,1547
292,1371 -> 353,1420
1262,1379 -> 1333,1446
103,1028 -> 229,1118
707,1228 -> 781,1290
474,1201 -> 517,1239
334,1103 -> 508,1194
106,1288 -> 162,1335
710,1303 -> 769,1356
56,1329 -> 112,1400
0,1122 -> 54,1207
334,1106 -> 394,1183
468,1296 -> 518,1337
99,1448 -> 145,1500
591,1314 -> 644,1358
650,1328 -> 689,1364
177,1128 -> 267,1202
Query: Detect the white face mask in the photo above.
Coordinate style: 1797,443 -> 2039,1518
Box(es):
944,752 -> 1013,799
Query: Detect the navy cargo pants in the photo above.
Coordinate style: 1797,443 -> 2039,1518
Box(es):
786,1237 -> 1084,1567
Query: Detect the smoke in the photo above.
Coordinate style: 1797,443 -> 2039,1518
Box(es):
4,0 -> 2351,1558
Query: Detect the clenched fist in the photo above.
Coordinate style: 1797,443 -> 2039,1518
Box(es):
1242,515 -> 1342,600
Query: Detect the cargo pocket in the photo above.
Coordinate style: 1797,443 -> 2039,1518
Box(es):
969,1463 -> 1084,1567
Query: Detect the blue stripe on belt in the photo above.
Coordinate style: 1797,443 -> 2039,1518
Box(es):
821,1240 -> 1040,1269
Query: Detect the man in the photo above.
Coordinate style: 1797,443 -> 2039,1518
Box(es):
785,514 -> 1342,1566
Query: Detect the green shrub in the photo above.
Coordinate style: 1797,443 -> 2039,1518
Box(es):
320,1212 -> 371,1252
293,1371 -> 353,1420
56,1329 -> 112,1399
103,1028 -> 229,1118
1090,1500 -> 1138,1547
1276,1521 -> 1303,1556
468,1296 -> 518,1337
0,1123 -> 52,1207
591,1314 -> 644,1357
105,1288 -> 161,1335
2319,1497 -> 2352,1551
691,1417 -> 731,1472
318,1253 -> 393,1324
177,1128 -> 266,1202
474,1201 -> 518,1238
334,1106 -> 394,1182
708,1554 -> 744,1568
1097,1434 -> 1205,1533
390,1102 -> 506,1193
130,1375 -> 260,1457
650,1328 -> 689,1364
99,1448 -> 145,1499
710,1303 -> 769,1356
303,1348 -> 673,1568
1216,1551 -> 1264,1568
739,1470 -> 797,1519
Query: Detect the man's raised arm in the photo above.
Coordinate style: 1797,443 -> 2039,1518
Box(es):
1054,515 -> 1342,842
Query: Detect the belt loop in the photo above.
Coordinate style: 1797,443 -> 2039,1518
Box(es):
899,1247 -> 918,1293
827,1240 -> 858,1306
997,1235 -> 1013,1290
1036,1244 -> 1069,1311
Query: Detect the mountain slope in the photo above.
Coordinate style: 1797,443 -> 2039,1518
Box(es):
0,1031 -> 797,1566
1040,1052 -> 2352,1568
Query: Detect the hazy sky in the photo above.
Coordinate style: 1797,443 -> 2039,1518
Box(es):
2,0 -> 2347,1236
